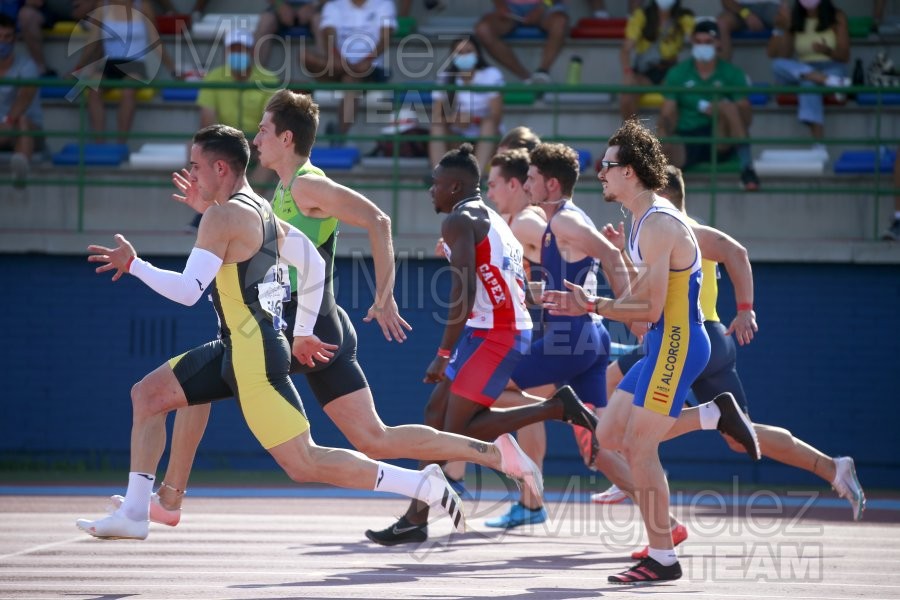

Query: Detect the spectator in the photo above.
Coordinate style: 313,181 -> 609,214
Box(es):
301,0 -> 396,144
398,0 -> 445,17
254,0 -> 323,69
658,20 -> 760,191
72,0 -> 179,144
0,13 -> 42,187
498,125 -> 541,152
587,0 -> 641,18
717,1 -> 783,61
475,0 -> 569,83
197,28 -> 280,183
768,0 -> 849,150
429,35 -> 504,171
619,0 -> 694,120
883,150 -> 900,241
17,0 -> 95,77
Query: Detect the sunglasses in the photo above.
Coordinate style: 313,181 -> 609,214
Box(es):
599,160 -> 624,171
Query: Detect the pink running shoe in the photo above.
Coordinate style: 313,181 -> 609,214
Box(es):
590,484 -> 628,504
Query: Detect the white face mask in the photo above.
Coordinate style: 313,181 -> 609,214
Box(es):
453,52 -> 478,72
655,0 -> 676,10
692,44 -> 716,63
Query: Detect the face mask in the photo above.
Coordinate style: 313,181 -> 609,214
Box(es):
655,0 -> 676,10
0,42 -> 12,59
453,52 -> 478,72
692,44 -> 716,63
228,51 -> 250,72
799,0 -> 820,9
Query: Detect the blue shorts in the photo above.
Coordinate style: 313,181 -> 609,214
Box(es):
511,319 -> 610,407
618,320 -> 710,418
506,0 -> 567,19
446,327 -> 531,407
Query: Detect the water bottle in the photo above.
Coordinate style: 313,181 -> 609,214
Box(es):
567,55 -> 583,85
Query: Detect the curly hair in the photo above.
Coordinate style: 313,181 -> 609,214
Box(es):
529,143 -> 580,197
606,119 -> 667,191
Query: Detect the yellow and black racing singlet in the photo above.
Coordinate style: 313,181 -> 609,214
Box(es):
210,193 -> 281,339
271,161 -> 337,316
687,215 -> 720,323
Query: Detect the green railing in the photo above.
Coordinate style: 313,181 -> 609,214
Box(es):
2,77 -> 898,237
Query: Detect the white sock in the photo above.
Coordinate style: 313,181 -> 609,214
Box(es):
121,472 -> 154,521
648,546 -> 678,566
373,463 -> 430,502
698,401 -> 722,430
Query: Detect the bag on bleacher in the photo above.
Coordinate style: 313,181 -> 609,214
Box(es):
370,109 -> 429,158
868,52 -> 900,87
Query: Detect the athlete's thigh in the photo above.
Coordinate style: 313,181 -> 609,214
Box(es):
448,328 -> 529,408
567,324 -> 611,407
510,321 -> 601,390
597,388 -> 634,450
692,321 -> 748,410
303,306 -> 369,408
323,387 -> 387,446
167,340 -> 233,406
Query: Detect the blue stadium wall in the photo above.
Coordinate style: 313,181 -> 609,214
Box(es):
2,254 -> 899,490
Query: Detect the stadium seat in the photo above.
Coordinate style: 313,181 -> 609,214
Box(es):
847,16 -> 873,39
309,147 -> 361,170
503,89 -> 537,105
570,17 -> 626,39
395,88 -> 434,108
103,88 -> 157,102
748,82 -> 770,106
833,149 -> 897,174
52,143 -> 130,166
776,93 -> 846,106
576,149 -> 592,172
503,26 -> 546,40
192,14 -> 259,40
753,148 -> 826,176
128,143 -> 188,169
162,87 -> 199,102
40,86 -> 70,100
156,14 -> 191,35
394,16 -> 416,38
638,93 -> 664,108
684,156 -> 742,174
282,25 -> 311,38
855,92 -> 900,105
418,16 -> 477,36
47,21 -> 86,36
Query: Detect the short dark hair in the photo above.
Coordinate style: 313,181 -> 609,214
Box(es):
264,89 -> 319,157
529,143 -> 580,197
438,142 -> 481,183
692,19 -> 719,38
192,124 -> 250,176
498,126 -> 541,152
490,148 -> 530,184
0,14 -> 15,31
607,119 -> 667,191
662,165 -> 685,211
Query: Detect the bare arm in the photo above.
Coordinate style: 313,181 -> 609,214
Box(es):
291,175 -> 411,341
510,209 -> 546,265
553,212 -> 631,299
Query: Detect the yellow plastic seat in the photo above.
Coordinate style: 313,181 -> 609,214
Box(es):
638,92 -> 664,108
103,88 -> 157,102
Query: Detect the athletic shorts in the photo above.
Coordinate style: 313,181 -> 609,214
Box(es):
283,296 -> 369,406
446,326 -> 531,407
511,319 -> 610,407
618,320 -> 710,418
678,124 -> 737,169
169,333 -> 310,450
617,320 -> 748,413
506,1 -> 568,19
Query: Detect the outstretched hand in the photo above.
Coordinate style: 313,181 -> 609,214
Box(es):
423,355 -> 449,383
363,296 -> 412,342
543,279 -> 594,317
172,168 -> 207,214
601,221 -> 626,251
86,234 -> 136,281
292,335 -> 339,368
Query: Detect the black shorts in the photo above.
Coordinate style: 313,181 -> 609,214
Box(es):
678,124 -> 737,169
617,320 -> 748,413
283,296 -> 369,406
636,61 -> 675,85
102,59 -> 148,81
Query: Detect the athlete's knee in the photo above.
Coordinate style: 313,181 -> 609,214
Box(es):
131,378 -> 163,420
346,425 -> 391,459
596,423 -> 624,452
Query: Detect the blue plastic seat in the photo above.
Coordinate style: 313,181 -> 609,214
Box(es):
52,143 -> 130,166
833,149 -> 896,174
503,26 -> 546,40
748,82 -> 770,106
855,92 -> 900,106
576,149 -> 592,172
40,86 -> 71,100
395,88 -> 434,108
310,147 -> 360,170
162,87 -> 199,102
281,25 -> 311,38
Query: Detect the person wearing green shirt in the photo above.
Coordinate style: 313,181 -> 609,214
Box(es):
658,20 -> 760,191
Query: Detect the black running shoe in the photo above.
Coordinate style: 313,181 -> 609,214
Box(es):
555,385 -> 599,432
608,558 -> 682,584
714,392 -> 761,461
365,516 -> 428,546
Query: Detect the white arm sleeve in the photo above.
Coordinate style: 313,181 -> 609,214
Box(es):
129,247 -> 223,306
280,225 -> 326,337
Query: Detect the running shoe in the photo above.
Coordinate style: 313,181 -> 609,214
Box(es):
555,385 -> 599,432
608,557 -> 682,584
591,483 -> 628,504
76,509 -> 149,540
572,402 -> 601,470
831,456 -> 866,521
485,502 -> 548,529
496,432 -> 544,499
364,515 -> 428,546
631,524 -> 688,559
714,392 -> 761,461
107,493 -> 181,526
422,463 -> 466,533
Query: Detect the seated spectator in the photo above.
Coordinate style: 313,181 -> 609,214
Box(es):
197,28 -> 279,183
254,0 -> 323,69
587,0 -> 641,18
658,20 -> 760,191
429,35 -> 504,170
0,13 -> 42,187
17,0 -> 95,77
768,0 -> 849,151
883,149 -> 900,241
619,0 -> 694,120
300,0 -> 396,144
475,0 -> 569,83
498,125 -> 541,152
717,0 -> 782,61
72,0 -> 178,144
398,0 -> 445,17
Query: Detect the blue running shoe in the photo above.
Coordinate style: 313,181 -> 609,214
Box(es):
485,503 -> 547,529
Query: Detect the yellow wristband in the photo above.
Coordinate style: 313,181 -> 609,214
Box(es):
739,7 -> 751,19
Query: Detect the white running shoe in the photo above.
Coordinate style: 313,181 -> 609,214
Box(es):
832,456 -> 866,521
591,483 -> 629,504
107,492 -> 181,526
76,509 -> 149,540
495,433 -> 544,500
422,463 -> 467,533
